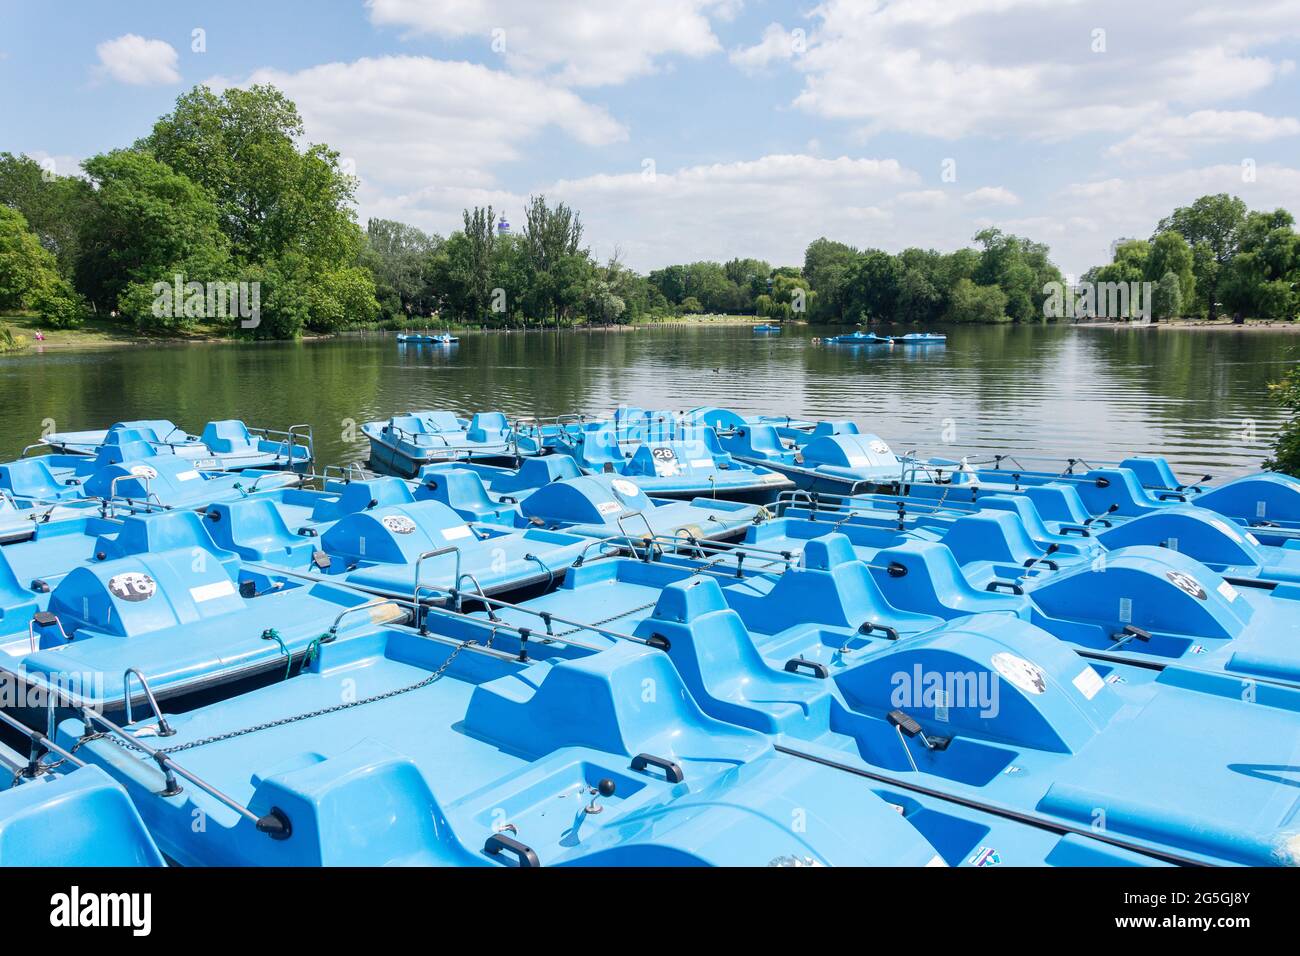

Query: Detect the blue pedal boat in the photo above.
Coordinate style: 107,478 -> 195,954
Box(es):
41,419 -> 313,472
0,724 -> 164,866
55,623 -> 948,866
752,324 -> 782,333
0,447 -> 301,510
201,477 -> 599,602
0,509 -> 405,712
438,558 -> 1300,866
780,492 -> 1300,586
657,511 -> 1300,689
899,454 -> 1300,537
824,331 -> 890,345
363,410 -> 521,477
890,332 -> 947,344
414,461 -> 765,541
397,332 -> 457,345
548,420 -> 793,501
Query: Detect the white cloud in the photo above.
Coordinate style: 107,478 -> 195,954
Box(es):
1106,110 -> 1300,160
213,56 -> 627,192
763,0 -> 1300,141
94,34 -> 180,86
366,0 -> 730,86
1051,163 -> 1300,273
365,153 -> 1066,271
730,23 -> 801,74
963,186 -> 1020,206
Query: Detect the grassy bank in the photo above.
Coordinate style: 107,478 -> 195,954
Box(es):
2,313 -> 238,350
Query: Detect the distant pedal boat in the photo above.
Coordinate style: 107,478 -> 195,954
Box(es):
40,418 -> 313,472
397,332 -> 457,345
362,410 -> 521,477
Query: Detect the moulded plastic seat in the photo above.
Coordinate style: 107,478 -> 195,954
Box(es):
868,540 -> 1032,619
420,469 -> 512,522
0,459 -> 82,502
467,412 -> 509,443
738,424 -> 786,458
464,640 -> 770,769
634,578 -> 834,736
203,498 -> 317,564
498,455 -> 583,491
200,420 -> 256,453
572,426 -> 626,470
0,550 -> 37,634
93,510 -> 240,578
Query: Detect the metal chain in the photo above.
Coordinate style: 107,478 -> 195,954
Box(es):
100,634 -> 491,757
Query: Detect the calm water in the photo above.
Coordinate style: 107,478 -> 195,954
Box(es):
0,324 -> 1293,478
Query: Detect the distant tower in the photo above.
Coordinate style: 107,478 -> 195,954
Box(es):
497,214 -> 510,236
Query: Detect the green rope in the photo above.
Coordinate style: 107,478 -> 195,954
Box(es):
260,628 -> 292,680
301,632 -> 333,670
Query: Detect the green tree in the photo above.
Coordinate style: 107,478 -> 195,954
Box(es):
843,251 -> 902,322
1146,231 -> 1196,312
1156,194 -> 1248,319
0,206 -> 84,327
363,218 -> 442,319
0,152 -> 94,280
141,85 -> 361,268
77,150 -> 230,325
1152,271 -> 1183,321
944,278 -> 1008,323
521,195 -> 591,324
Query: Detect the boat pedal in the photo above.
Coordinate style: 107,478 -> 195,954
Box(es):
312,551 -> 332,571
33,611 -> 59,628
30,579 -> 51,593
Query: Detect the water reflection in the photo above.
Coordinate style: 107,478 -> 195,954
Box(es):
0,325 -> 1290,477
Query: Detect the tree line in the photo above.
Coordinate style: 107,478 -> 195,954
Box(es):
1083,193 -> 1300,322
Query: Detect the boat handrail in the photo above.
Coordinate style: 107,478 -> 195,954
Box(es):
323,597 -> 414,639
0,661 -> 287,838
122,668 -> 176,736
412,547 -> 463,607
317,462 -> 373,485
247,423 -> 315,466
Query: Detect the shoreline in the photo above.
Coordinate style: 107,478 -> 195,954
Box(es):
5,312 -> 1299,355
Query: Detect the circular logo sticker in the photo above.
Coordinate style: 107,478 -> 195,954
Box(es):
1165,570 -> 1206,600
991,652 -> 1047,695
869,439 -> 890,455
129,465 -> 158,480
381,515 -> 417,535
611,479 -> 640,498
107,572 -> 157,603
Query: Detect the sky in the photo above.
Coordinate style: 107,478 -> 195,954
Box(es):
3,0 -> 1300,278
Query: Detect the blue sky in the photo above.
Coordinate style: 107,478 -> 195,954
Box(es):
3,0 -> 1300,276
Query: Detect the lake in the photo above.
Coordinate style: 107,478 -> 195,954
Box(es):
0,323 -> 1293,478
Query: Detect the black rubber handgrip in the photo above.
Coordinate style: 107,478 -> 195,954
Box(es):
631,753 -> 685,783
985,580 -> 1025,595
484,832 -> 540,867
784,657 -> 830,679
